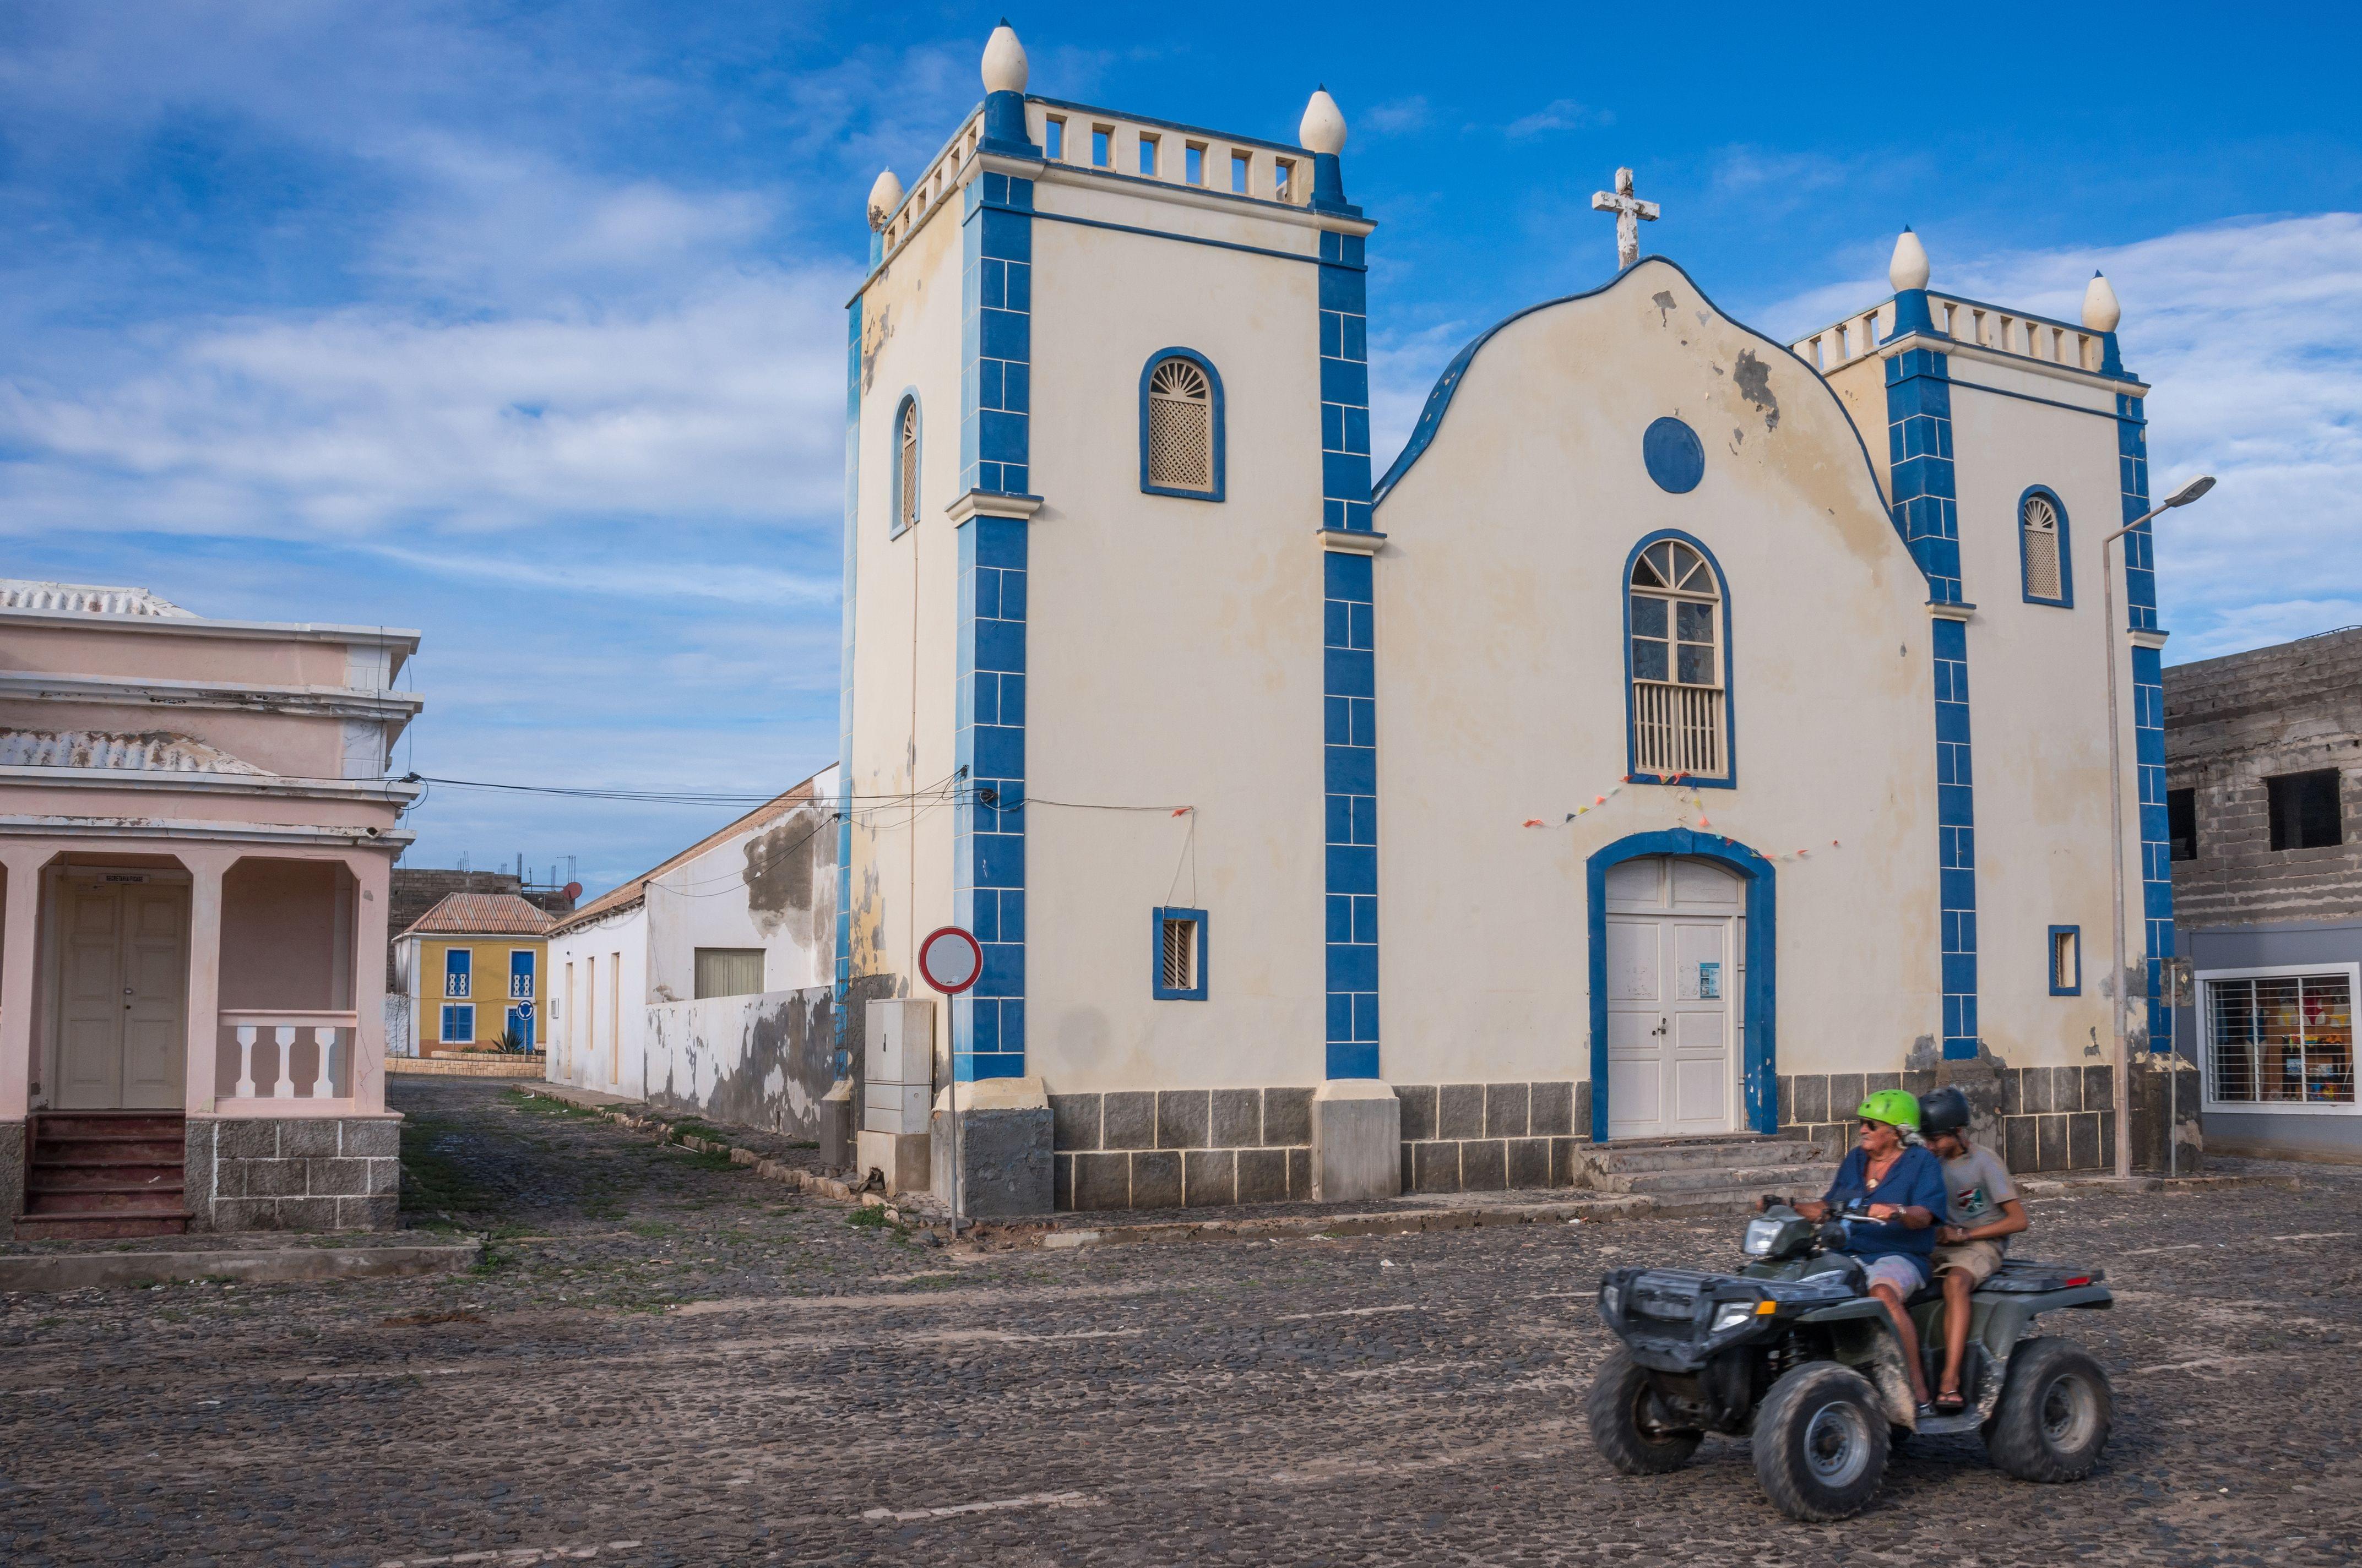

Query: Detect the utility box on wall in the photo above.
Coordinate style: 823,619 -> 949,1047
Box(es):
858,998 -> 935,1193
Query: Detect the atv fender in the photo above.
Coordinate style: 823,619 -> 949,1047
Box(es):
1976,1286 -> 2113,1354
1796,1306 -> 1919,1429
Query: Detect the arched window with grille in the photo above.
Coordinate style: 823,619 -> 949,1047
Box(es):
1138,350 -> 1225,500
1625,533 -> 1734,786
891,394 -> 920,537
2018,486 -> 2072,606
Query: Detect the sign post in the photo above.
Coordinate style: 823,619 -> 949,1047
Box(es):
917,925 -> 983,1234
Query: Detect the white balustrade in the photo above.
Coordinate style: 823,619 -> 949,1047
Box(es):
1631,680 -> 1727,780
1794,292 -> 2104,378
221,1010 -> 358,1103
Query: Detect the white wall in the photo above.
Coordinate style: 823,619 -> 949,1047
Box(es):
545,903 -> 648,1097
1374,259 -> 1941,1086
645,774 -> 838,1004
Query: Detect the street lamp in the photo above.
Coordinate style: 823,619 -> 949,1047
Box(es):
2103,474 -> 2214,1179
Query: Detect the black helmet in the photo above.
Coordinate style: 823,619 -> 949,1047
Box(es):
1922,1085 -> 1971,1137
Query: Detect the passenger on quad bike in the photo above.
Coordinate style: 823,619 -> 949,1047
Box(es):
1782,1090 -> 1947,1412
1920,1085 -> 2030,1414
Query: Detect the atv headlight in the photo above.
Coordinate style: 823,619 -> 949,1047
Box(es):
1711,1302 -> 1757,1333
1742,1217 -> 1782,1257
1600,1283 -> 1622,1319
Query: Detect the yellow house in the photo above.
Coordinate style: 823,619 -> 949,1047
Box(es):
392,894 -> 555,1053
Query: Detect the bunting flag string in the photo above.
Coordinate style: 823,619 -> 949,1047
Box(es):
1518,772 -> 1846,865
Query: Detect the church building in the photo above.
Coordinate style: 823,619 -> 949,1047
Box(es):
834,24 -> 2193,1213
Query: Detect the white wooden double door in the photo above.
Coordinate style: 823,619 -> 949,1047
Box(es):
55,875 -> 190,1110
1605,856 -> 1744,1141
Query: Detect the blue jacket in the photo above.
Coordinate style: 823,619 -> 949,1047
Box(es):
1822,1144 -> 1947,1260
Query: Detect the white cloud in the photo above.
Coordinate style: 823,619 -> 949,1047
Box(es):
1502,99 -> 1612,139
1758,213 -> 2362,663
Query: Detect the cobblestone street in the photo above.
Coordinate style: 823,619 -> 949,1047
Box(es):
2,1080 -> 2358,1566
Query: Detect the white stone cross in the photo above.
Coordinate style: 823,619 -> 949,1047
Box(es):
1590,167 -> 1659,270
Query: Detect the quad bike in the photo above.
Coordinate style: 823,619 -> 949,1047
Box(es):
1587,1201 -> 2114,1520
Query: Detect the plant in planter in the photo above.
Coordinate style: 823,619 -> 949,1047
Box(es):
498,1023 -> 528,1054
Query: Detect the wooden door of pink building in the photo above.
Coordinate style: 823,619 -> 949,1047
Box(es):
55,875 -> 189,1109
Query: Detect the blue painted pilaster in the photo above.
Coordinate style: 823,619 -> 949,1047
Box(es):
1318,226 -> 1377,1080
1887,348 -> 1979,1060
2118,393 -> 2175,1049
952,167 -> 1035,1083
833,296 -> 862,1076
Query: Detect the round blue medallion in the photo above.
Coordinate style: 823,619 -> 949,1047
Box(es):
1642,416 -> 1705,494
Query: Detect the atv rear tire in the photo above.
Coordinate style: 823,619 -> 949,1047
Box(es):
1984,1337 -> 2112,1483
1750,1362 -> 1889,1521
1586,1348 -> 1702,1474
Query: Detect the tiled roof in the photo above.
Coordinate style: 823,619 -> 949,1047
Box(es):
398,892 -> 556,940
553,767 -> 832,933
0,728 -> 272,775
0,580 -> 194,618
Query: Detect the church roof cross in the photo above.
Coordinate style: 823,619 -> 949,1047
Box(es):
1589,166 -> 1660,271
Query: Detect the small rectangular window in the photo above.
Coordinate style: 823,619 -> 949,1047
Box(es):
441,1003 -> 475,1043
2049,927 -> 2082,995
2267,769 -> 2343,851
2168,787 -> 2198,862
694,947 -> 767,999
1151,907 -> 1208,1000
1185,141 -> 1206,184
444,947 -> 471,998
1273,157 -> 1295,202
1137,132 -> 1159,177
1231,150 -> 1250,194
1092,124 -> 1112,168
1044,116 -> 1066,160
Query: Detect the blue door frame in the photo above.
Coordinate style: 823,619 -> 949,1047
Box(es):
1585,829 -> 1778,1141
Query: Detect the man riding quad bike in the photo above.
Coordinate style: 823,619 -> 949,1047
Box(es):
1585,1095 -> 2114,1520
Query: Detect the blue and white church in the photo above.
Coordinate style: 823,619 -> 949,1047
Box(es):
836,24 -> 2192,1214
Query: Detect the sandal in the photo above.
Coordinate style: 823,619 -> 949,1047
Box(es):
1932,1387 -> 1967,1415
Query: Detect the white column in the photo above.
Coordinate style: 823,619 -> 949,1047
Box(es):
235,1025 -> 258,1099
347,850 -> 392,1114
272,1025 -> 296,1099
0,845 -> 50,1121
181,850 -> 231,1115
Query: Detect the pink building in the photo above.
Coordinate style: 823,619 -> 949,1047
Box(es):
0,580 -> 422,1238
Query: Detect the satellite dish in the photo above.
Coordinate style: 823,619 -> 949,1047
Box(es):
563,881 -> 583,901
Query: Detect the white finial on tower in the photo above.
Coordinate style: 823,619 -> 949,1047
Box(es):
1300,86 -> 1347,155
2082,270 -> 2122,333
1889,226 -> 1930,292
866,169 -> 904,231
981,19 -> 1028,94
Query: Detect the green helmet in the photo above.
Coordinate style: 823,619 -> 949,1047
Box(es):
1856,1088 -> 1921,1131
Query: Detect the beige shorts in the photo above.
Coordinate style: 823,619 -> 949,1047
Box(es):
1932,1238 -> 2005,1285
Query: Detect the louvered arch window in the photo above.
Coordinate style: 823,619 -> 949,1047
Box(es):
892,395 -> 920,536
2019,487 -> 2072,606
1138,350 -> 1226,500
1626,535 -> 1732,785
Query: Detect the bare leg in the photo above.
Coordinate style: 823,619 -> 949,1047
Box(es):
1939,1268 -> 1974,1401
1870,1282 -> 1931,1406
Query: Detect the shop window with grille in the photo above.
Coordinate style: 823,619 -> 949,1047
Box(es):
1140,353 -> 1223,499
693,947 -> 766,999
2019,491 -> 2070,605
1627,537 -> 1729,781
2204,970 -> 2355,1109
1152,907 -> 1207,1000
2267,768 -> 2343,850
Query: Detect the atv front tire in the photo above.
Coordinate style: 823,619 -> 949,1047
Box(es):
1984,1337 -> 2112,1482
1585,1348 -> 1702,1474
1750,1362 -> 1889,1521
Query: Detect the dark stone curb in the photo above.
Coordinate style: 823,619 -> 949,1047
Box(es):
0,1242 -> 480,1294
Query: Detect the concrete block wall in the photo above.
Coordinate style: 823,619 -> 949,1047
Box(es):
1394,1080 -> 1589,1195
186,1117 -> 401,1232
1050,1088 -> 1314,1211
2165,628 -> 2362,930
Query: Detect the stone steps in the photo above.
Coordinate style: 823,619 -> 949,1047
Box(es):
1606,1162 -> 1837,1197
21,1111 -> 189,1240
1579,1134 -> 1829,1175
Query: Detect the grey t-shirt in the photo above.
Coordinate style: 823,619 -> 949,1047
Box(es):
1941,1143 -> 2018,1238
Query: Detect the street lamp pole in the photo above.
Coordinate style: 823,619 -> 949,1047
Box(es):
2101,475 -> 2214,1180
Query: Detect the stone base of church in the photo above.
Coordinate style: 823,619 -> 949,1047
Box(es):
1779,1059 -> 2202,1174
1310,1080 -> 1403,1202
1050,1086 -> 1315,1211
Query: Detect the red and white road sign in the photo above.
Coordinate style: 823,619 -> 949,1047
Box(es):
917,925 -> 982,995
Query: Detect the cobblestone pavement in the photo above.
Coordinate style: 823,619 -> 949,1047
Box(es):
3,1080 -> 2358,1566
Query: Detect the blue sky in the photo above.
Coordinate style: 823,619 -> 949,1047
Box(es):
4,2 -> 2358,895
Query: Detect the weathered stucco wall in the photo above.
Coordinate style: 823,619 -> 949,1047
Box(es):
644,987 -> 836,1137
